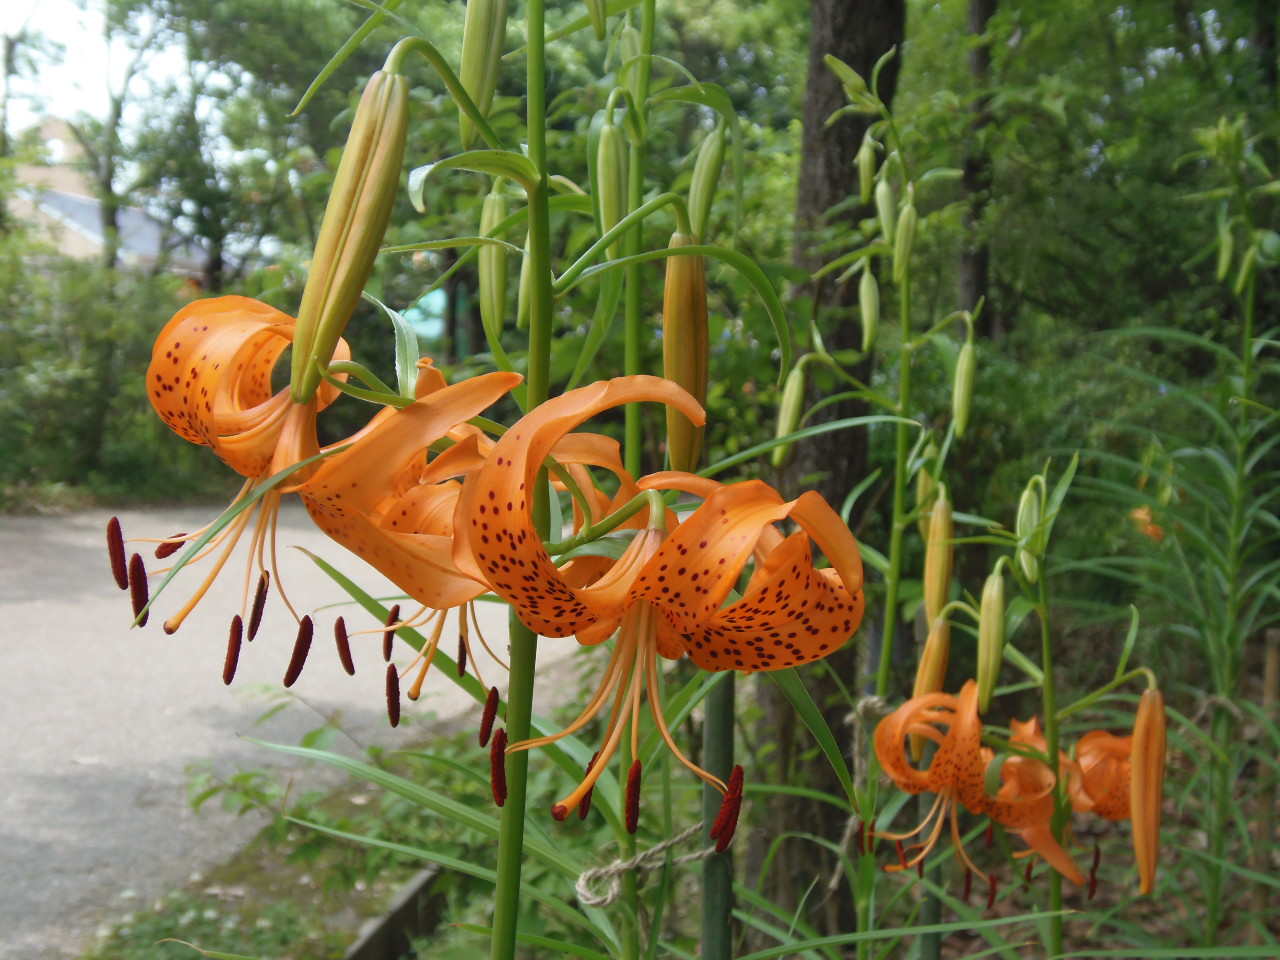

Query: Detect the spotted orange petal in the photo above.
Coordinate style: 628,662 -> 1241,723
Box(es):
454,376 -> 704,638
299,371 -> 521,609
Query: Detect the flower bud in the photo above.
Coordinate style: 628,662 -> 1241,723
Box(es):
584,0 -> 606,39
515,229 -> 532,330
1234,242 -> 1257,296
772,363 -> 806,468
597,119 -> 628,259
688,124 -> 726,241
857,138 -> 875,206
859,268 -> 879,352
875,179 -> 896,244
922,484 -> 953,623
953,340 -> 976,438
1215,224 -> 1233,283
619,27 -> 643,103
1131,688 -> 1166,895
479,188 -> 508,352
663,233 -> 708,472
291,67 -> 409,402
892,192 -> 917,285
976,571 -> 1005,713
915,441 -> 939,540
458,0 -> 509,148
910,617 -> 950,761
1015,484 -> 1042,583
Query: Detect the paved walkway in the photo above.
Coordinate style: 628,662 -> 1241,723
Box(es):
0,503 -> 569,959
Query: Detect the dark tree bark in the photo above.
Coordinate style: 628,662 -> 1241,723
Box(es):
757,0 -> 905,941
958,0 -> 997,336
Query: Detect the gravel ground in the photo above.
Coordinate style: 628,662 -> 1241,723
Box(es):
0,502 -> 572,960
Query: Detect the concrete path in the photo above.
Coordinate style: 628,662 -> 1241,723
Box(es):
0,503 -> 572,960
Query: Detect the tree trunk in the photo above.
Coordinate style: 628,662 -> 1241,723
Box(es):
757,0 -> 905,942
958,0 -> 997,335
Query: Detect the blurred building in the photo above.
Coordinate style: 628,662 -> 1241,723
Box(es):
11,117 -> 205,277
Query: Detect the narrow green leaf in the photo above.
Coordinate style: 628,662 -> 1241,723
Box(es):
767,668 -> 856,807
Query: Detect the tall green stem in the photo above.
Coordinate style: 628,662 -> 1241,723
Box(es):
490,1 -> 553,956
702,673 -> 736,960
875,275 -> 912,697
1036,578 -> 1064,958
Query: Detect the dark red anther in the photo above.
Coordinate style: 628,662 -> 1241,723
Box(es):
985,821 -> 994,849
1088,868 -> 1099,901
282,616 -> 313,687
986,874 -> 998,910
385,663 -> 401,727
490,728 -> 508,807
154,534 -> 185,560
865,818 -> 876,854
962,867 -> 973,902
247,572 -> 269,640
128,553 -> 149,626
709,765 -> 745,853
625,759 -> 642,834
578,751 -> 601,820
1091,841 -> 1102,872
1024,859 -> 1034,887
456,631 -> 467,678
223,615 -> 243,685
551,803 -> 569,822
479,686 -> 499,747
382,604 -> 400,661
895,839 -> 908,869
917,858 -> 925,879
107,517 -> 128,590
334,617 -> 355,676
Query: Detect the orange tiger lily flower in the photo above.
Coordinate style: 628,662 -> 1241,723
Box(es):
874,681 -> 1083,885
117,296 -> 353,637
456,376 -> 865,830
1070,731 -> 1132,821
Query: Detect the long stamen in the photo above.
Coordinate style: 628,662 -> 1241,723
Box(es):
469,602 -> 509,673
551,649 -> 642,820
644,618 -> 727,793
947,798 -> 988,880
625,759 -> 642,834
247,572 -> 269,640
161,505 -> 255,634
508,625 -> 633,753
406,611 -> 447,700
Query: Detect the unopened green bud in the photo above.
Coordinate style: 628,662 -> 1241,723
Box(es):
1234,243 -> 1257,295
859,268 -> 879,352
772,363 -> 806,469
597,119 -> 628,259
688,124 -> 726,240
515,229 -> 532,330
857,138 -> 875,206
1215,224 -> 1234,283
479,189 -> 508,352
291,66 -> 409,402
875,179 -> 896,244
922,484 -> 953,624
977,571 -> 1005,713
458,0 -> 509,148
892,193 -> 916,286
1015,484 -> 1042,584
952,340 -> 976,438
915,440 -> 939,540
911,617 -> 950,761
663,233 -> 708,472
584,0 -> 606,40
619,27 -> 643,103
